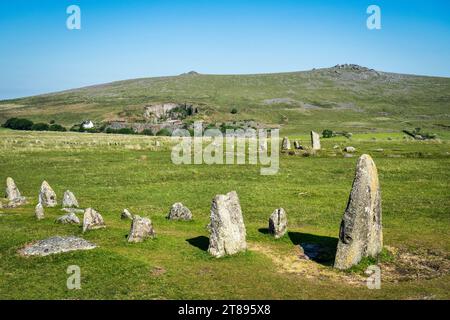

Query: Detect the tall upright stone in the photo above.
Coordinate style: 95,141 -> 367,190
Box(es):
334,154 -> 383,270
311,131 -> 321,150
281,137 -> 291,151
6,177 -> 22,201
62,190 -> 79,208
5,177 -> 26,207
39,181 -> 57,207
82,208 -> 106,232
208,191 -> 247,258
35,203 -> 45,220
268,208 -> 288,239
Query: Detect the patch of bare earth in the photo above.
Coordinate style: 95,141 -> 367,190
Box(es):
381,246 -> 450,282
249,243 -> 450,287
248,242 -> 365,287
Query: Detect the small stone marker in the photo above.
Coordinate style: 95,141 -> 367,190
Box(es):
281,137 -> 291,151
293,141 -> 303,150
62,190 -> 79,208
121,208 -> 133,220
167,202 -> 192,221
344,146 -> 356,153
208,191 -> 247,258
311,131 -> 321,150
82,208 -> 106,232
35,203 -> 44,220
334,154 -> 383,270
39,181 -> 57,207
268,208 -> 287,239
19,236 -> 96,257
127,215 -> 156,243
56,212 -> 80,224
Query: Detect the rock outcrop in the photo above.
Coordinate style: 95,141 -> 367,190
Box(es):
19,236 -> 96,257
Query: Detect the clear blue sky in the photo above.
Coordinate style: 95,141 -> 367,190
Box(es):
1,0 -> 449,99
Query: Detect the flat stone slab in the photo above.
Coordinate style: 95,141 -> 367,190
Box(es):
19,236 -> 96,257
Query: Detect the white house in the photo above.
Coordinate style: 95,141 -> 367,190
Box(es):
82,120 -> 94,129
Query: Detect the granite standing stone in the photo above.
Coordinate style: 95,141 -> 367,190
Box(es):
268,208 -> 288,239
82,208 -> 106,232
127,215 -> 156,243
311,131 -> 321,150
167,202 -> 192,221
282,137 -> 291,151
208,191 -> 247,258
35,203 -> 45,220
39,181 -> 57,207
62,190 -> 79,208
334,154 -> 383,270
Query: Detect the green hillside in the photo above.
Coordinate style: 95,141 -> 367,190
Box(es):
1,65 -> 450,135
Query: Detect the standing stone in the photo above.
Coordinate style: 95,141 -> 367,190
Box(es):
121,209 -> 133,220
127,215 -> 156,243
334,154 -> 383,270
62,190 -> 79,208
268,208 -> 288,239
6,177 -> 22,201
82,208 -> 106,232
56,212 -> 80,224
281,137 -> 291,151
208,191 -> 247,258
35,203 -> 45,220
167,202 -> 192,221
344,146 -> 356,153
311,131 -> 321,150
39,181 -> 57,207
293,140 -> 301,150
5,177 -> 26,206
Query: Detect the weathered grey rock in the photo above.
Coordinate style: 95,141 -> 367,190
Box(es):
208,191 -> 247,258
311,131 -> 321,150
167,202 -> 192,221
56,212 -> 80,224
82,208 -> 106,232
121,208 -> 133,220
344,146 -> 356,153
334,154 -> 383,270
6,177 -> 22,201
62,190 -> 79,208
61,207 -> 84,214
127,215 -> 156,243
281,137 -> 291,150
35,203 -> 44,220
19,236 -> 96,257
39,181 -> 57,207
5,177 -> 26,207
344,153 -> 354,158
268,208 -> 288,239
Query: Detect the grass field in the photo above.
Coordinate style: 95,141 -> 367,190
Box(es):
0,128 -> 449,299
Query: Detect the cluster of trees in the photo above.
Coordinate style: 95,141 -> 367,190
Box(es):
322,129 -> 353,139
2,118 -> 66,132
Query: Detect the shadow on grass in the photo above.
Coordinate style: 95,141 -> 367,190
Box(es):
186,236 -> 209,252
258,228 -> 338,266
289,232 -> 338,266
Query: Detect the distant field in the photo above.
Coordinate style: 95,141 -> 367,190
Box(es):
0,129 -> 449,299
1,67 -> 450,136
